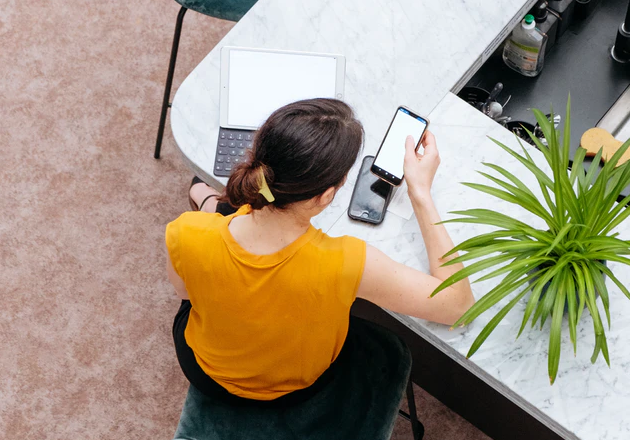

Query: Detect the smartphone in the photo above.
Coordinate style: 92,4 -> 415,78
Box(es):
348,156 -> 394,224
371,106 -> 429,186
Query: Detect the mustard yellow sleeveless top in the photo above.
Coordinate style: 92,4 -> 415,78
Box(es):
165,206 -> 366,400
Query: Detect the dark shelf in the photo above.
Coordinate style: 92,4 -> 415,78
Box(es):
466,0 -> 630,155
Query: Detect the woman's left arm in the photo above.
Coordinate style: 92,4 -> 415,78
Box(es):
166,254 -> 189,300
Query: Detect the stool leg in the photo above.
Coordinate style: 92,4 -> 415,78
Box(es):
406,378 -> 424,440
154,6 -> 187,159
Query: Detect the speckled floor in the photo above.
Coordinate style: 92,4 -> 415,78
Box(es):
0,1 -> 490,438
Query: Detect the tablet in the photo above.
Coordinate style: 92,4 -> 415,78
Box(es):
219,47 -> 346,130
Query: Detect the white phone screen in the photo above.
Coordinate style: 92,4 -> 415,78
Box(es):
373,108 -> 428,180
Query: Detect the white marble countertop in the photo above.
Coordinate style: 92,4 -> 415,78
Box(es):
171,0 -> 537,188
169,1 -> 630,439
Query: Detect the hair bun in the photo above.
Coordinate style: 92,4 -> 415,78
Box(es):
222,163 -> 274,209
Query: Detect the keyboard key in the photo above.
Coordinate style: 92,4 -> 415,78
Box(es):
225,166 -> 232,172
217,156 -> 224,163
237,133 -> 243,140
228,133 -> 235,140
220,132 -> 226,139
234,158 -> 241,164
245,133 -> 252,141
238,150 -> 245,156
237,142 -> 244,148
216,164 -> 224,171
229,149 -> 237,156
246,142 -> 252,149
218,148 -> 227,155
219,140 -> 227,147
228,141 -> 236,147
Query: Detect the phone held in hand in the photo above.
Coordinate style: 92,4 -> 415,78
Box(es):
348,155 -> 394,224
371,106 -> 429,186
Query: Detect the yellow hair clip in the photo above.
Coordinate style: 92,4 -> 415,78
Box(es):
258,168 -> 275,203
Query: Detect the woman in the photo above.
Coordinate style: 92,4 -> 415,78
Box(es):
166,98 -> 473,403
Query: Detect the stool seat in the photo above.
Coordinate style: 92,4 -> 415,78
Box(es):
174,0 -> 258,21
173,316 -> 413,440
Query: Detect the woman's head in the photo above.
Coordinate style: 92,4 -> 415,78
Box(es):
223,98 -> 363,210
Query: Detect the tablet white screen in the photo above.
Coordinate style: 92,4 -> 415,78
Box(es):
227,50 -> 338,128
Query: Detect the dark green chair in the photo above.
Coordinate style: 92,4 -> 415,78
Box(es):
172,316 -> 424,440
154,0 -> 259,159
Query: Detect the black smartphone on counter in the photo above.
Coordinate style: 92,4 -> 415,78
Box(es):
348,156 -> 394,224
371,106 -> 429,186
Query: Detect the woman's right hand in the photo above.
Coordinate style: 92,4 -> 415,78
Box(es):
357,129 -> 473,326
403,130 -> 440,200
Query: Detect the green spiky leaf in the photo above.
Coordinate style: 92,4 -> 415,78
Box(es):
434,96 -> 630,385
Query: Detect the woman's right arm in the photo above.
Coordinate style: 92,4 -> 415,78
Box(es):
356,131 -> 474,325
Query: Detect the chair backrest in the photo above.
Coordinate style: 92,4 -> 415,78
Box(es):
175,0 -> 259,22
173,316 -> 412,440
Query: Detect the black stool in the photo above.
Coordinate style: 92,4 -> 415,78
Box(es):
155,0 -> 258,159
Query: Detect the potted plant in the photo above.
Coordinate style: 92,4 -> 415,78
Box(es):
432,97 -> 630,384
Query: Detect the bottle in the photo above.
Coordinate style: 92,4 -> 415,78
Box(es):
502,14 -> 547,77
531,0 -> 548,23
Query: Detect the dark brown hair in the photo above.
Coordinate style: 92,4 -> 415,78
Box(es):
222,98 -> 364,210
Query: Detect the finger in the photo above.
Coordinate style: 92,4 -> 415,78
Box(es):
404,135 -> 417,162
421,130 -> 435,146
422,130 -> 438,155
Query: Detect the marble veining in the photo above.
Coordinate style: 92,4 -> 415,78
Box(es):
326,93 -> 630,440
171,0 -> 536,198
